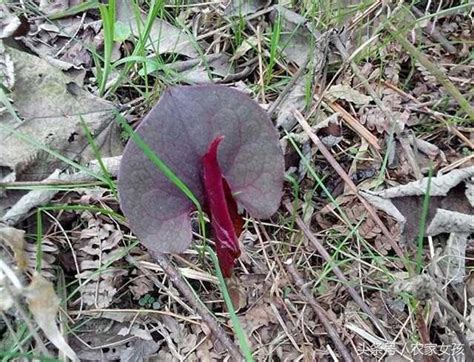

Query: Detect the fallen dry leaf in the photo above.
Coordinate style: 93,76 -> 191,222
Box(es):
271,6 -> 314,67
238,299 -> 276,335
0,225 -> 28,270
0,5 -> 21,38
361,166 -> 474,244
117,1 -> 200,58
120,339 -> 162,362
432,232 -> 468,285
73,211 -> 127,308
0,270 -> 14,311
24,272 -> 79,361
327,84 -> 372,105
1,156 -> 121,225
276,77 -> 306,130
224,0 -> 268,17
0,40 -> 14,90
0,46 -> 121,184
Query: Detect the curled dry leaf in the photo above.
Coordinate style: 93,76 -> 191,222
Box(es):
25,238 -> 58,280
24,272 -> 79,362
276,77 -> 306,130
432,232 -> 469,285
359,88 -> 410,134
116,1 -> 199,58
361,166 -> 474,244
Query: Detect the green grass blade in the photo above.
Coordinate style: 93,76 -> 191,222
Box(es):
206,246 -> 253,362
114,112 -> 202,213
415,165 -> 433,274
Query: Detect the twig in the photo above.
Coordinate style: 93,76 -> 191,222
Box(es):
285,262 -> 354,362
434,291 -> 474,332
149,251 -> 243,361
327,102 -> 380,150
283,201 -> 391,341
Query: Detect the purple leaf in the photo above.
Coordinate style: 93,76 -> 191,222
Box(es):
118,85 -> 284,258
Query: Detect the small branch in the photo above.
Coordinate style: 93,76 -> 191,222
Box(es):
283,201 -> 391,341
149,251 -> 243,361
286,262 -> 354,362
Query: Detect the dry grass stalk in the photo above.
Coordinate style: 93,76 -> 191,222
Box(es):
149,251 -> 243,360
285,262 -> 354,362
283,201 -> 390,340
293,109 -> 409,267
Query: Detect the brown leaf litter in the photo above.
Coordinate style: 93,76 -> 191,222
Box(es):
1,1 -> 473,361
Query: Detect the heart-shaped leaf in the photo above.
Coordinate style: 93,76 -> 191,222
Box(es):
118,85 -> 284,257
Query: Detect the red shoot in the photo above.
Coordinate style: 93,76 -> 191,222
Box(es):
202,136 -> 241,277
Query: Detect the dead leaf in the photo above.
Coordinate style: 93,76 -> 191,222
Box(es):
166,53 -> 232,84
38,0 -> 70,16
161,315 -> 198,355
25,238 -> 58,280
69,318 -> 140,360
0,46 -> 121,184
1,156 -> 121,225
327,84 -> 372,105
432,232 -> 468,285
0,225 -> 27,270
0,5 -> 21,39
118,325 -> 153,341
312,113 -> 343,147
390,274 -> 438,301
129,269 -> 155,300
230,36 -> 258,61
24,273 -> 79,361
0,40 -> 14,90
120,339 -> 161,362
414,137 -> 446,161
227,275 -> 247,312
238,300 -> 275,334
73,211 -> 127,308
0,270 -> 14,311
361,166 -> 474,244
116,1 -> 199,58
359,88 -> 409,134
195,338 -> 222,361
275,30 -> 329,130
276,77 -> 306,130
224,0 -> 268,17
271,6 -> 314,67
